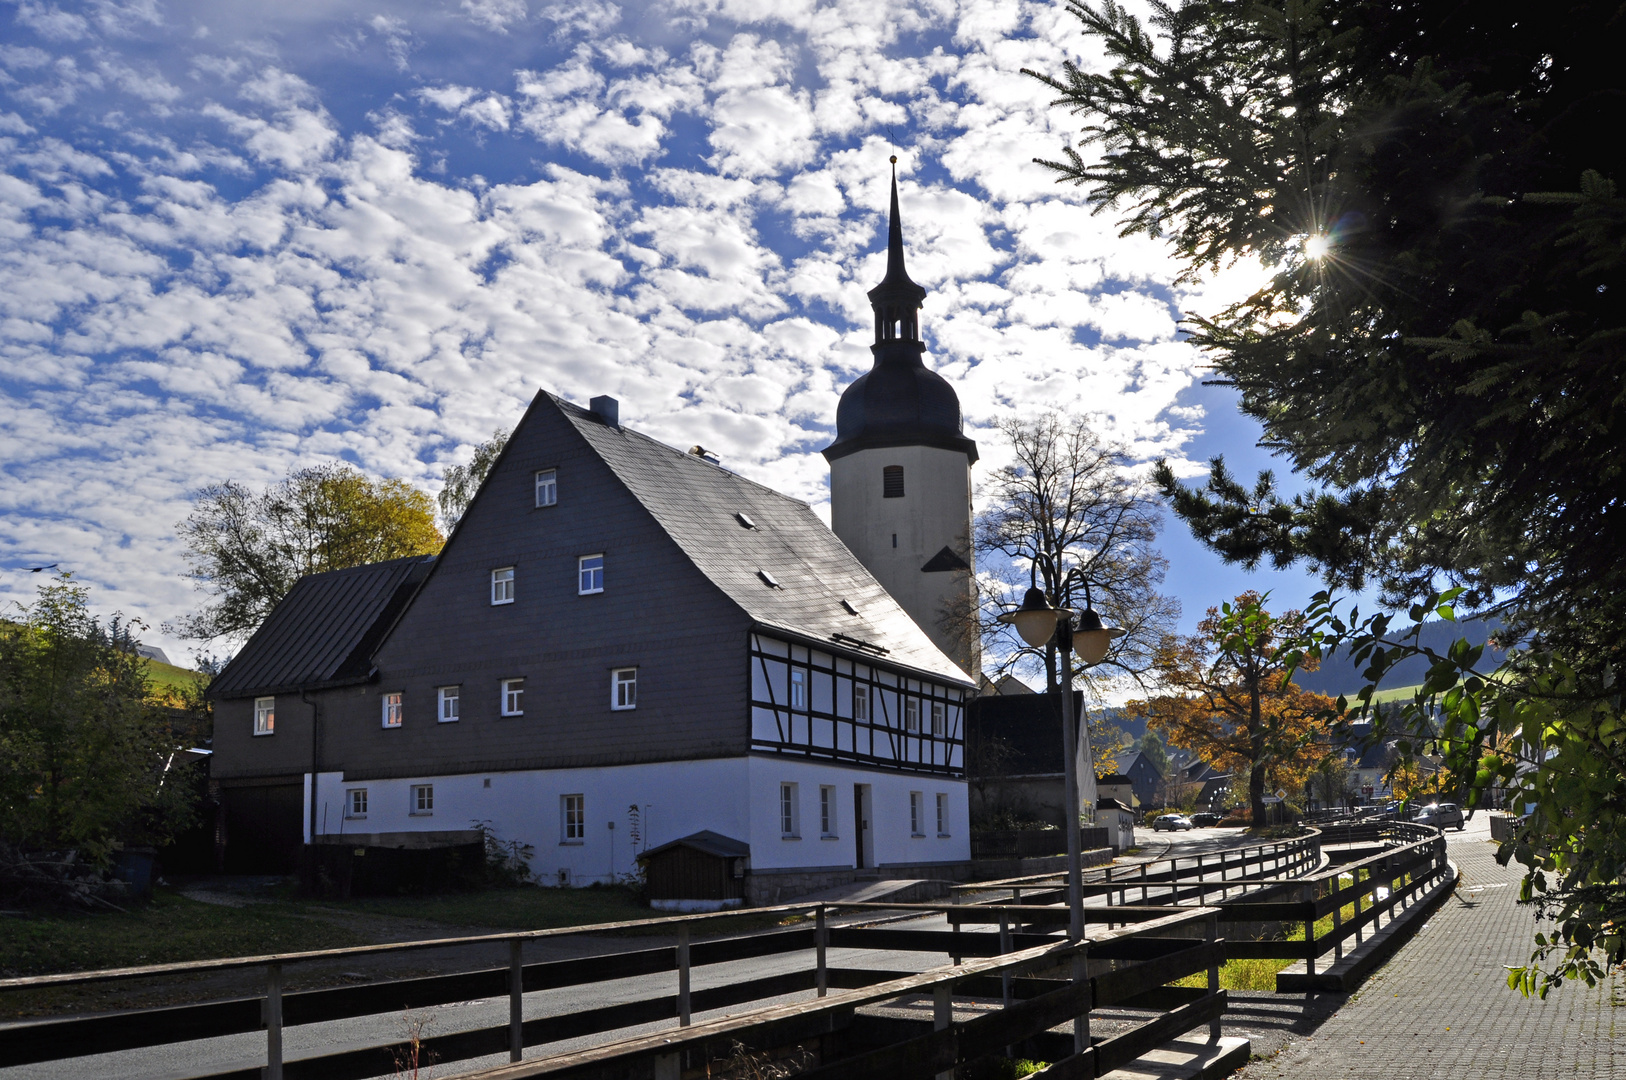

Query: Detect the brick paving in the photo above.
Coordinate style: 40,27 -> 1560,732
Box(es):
1232,814 -> 1624,1078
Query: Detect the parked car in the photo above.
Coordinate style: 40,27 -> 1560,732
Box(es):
1412,802 -> 1466,830
1152,814 -> 1194,832
1189,812 -> 1223,827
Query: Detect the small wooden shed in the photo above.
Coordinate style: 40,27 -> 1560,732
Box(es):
639,831 -> 750,912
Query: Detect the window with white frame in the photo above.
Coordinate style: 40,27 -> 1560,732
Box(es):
910,791 -> 925,836
253,696 -> 275,736
790,668 -> 807,710
936,793 -> 949,836
904,696 -> 920,732
347,788 -> 368,818
780,782 -> 800,838
411,784 -> 434,815
820,785 -> 836,837
382,692 -> 403,728
852,683 -> 869,721
438,685 -> 460,723
501,678 -> 524,716
561,794 -> 585,842
491,567 -> 515,605
578,553 -> 604,594
535,468 -> 557,507
611,667 -> 637,710
931,700 -> 945,736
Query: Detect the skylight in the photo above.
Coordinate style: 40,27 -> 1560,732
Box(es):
757,569 -> 782,588
735,512 -> 757,529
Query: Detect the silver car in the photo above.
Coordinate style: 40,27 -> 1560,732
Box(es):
1152,813 -> 1194,832
1413,802 -> 1466,830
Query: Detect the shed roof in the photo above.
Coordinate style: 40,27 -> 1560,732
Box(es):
208,555 -> 433,700
553,396 -> 972,685
639,830 -> 751,861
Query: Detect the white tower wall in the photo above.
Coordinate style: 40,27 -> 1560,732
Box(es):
831,444 -> 977,678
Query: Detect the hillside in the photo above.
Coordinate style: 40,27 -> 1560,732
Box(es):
1292,616 -> 1504,697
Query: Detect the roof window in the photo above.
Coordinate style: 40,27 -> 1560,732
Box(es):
758,569 -> 783,589
735,512 -> 757,529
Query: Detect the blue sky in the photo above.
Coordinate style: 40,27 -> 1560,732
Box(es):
0,0 -> 1342,664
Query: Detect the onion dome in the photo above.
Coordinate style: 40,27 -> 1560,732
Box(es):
822,160 -> 978,465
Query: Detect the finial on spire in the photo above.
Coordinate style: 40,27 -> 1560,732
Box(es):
867,158 -> 927,347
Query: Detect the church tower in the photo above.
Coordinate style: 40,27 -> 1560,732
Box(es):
824,161 -> 980,678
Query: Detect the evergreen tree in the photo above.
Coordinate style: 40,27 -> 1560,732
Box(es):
1030,0 -> 1624,993
1029,0 -> 1624,661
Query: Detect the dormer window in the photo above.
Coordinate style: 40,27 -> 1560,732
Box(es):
883,466 -> 904,498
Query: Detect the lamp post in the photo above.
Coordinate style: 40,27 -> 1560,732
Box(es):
998,587 -> 1123,942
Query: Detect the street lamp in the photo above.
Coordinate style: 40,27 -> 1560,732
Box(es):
998,587 -> 1123,943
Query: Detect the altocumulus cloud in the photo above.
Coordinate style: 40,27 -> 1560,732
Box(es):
0,0 -> 1259,656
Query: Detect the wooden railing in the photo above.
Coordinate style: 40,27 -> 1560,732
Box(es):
0,897 -> 1229,1080
1209,822 -> 1448,979
454,906 -> 1229,1080
1,824 -> 1447,1080
952,828 -> 1322,909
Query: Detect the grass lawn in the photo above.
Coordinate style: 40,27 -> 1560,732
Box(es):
2,883 -> 797,984
0,888 -> 366,979
328,884 -> 804,938
330,884 -> 654,932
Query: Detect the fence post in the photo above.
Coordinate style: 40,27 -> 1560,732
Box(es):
509,938 -> 524,1062
1353,869 -> 1364,945
677,923 -> 691,1027
1302,883 -> 1317,978
1206,910 -> 1221,1042
1332,888 -> 1343,963
999,914 -> 1013,1007
934,981 -> 954,1080
816,904 -> 828,998
264,962 -> 283,1080
1140,862 -> 1149,903
1071,948 -> 1090,1056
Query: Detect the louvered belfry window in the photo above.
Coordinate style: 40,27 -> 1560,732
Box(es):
882,466 -> 905,498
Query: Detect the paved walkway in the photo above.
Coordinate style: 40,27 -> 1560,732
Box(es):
1233,814 -> 1623,1078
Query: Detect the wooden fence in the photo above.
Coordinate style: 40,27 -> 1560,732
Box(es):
0,823 -> 1446,1079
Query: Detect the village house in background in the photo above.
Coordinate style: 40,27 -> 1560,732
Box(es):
207,171 -> 988,905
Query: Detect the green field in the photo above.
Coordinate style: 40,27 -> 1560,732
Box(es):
142,656 -> 204,699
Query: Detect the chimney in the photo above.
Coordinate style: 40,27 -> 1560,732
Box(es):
589,395 -> 619,426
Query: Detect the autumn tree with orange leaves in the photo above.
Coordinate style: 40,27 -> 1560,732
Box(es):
1128,593 -> 1335,827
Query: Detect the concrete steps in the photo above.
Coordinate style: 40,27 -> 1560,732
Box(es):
1099,1035 -> 1250,1080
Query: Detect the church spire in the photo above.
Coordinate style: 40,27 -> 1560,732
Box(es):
867,156 -> 927,346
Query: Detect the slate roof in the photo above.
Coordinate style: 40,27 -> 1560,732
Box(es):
208,555 -> 434,700
554,396 -> 973,686
639,830 -> 751,861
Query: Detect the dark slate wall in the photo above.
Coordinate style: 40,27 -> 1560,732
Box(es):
296,396 -> 753,782
213,695 -> 316,780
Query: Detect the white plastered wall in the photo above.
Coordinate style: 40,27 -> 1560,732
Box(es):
305,755 -> 970,884
829,444 -> 976,676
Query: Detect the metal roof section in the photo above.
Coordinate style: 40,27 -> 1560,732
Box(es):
552,395 -> 974,686
207,555 -> 434,700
